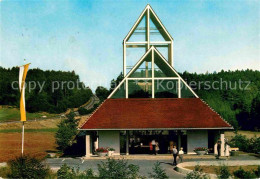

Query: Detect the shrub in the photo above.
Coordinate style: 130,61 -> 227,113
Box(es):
107,147 -> 115,151
78,107 -> 89,115
215,165 -> 231,179
249,137 -> 260,153
233,167 -> 256,179
78,107 -> 96,115
230,134 -> 249,151
97,158 -> 141,179
82,168 -> 96,178
57,164 -> 96,179
254,166 -> 260,178
0,166 -> 11,178
185,165 -> 209,179
57,164 -> 76,179
7,155 -> 49,179
78,103 -> 99,115
149,161 -> 168,179
194,147 -> 208,152
230,134 -> 260,153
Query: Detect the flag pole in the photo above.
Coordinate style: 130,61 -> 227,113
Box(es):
22,121 -> 24,156
19,61 -> 30,157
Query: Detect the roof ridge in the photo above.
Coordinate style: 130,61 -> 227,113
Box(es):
199,98 -> 233,128
78,99 -> 107,129
109,98 -> 199,100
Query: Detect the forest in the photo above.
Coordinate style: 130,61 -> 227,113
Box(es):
0,67 -> 259,131
0,67 -> 92,113
181,70 -> 260,131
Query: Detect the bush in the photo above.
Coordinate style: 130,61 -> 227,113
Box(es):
57,164 -> 96,179
78,103 -> 99,115
149,161 -> 168,179
254,166 -> 260,178
194,147 -> 208,152
233,167 -> 256,179
0,166 -> 11,178
55,112 -> 78,152
57,164 -> 76,179
249,137 -> 260,153
7,155 -> 49,179
97,158 -> 141,179
185,165 -> 209,179
215,165 -> 231,179
78,107 -> 95,115
230,134 -> 260,153
230,134 -> 249,151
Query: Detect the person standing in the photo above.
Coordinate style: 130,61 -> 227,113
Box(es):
149,141 -> 153,155
217,139 -> 221,159
152,139 -> 156,155
172,146 -> 178,166
155,142 -> 160,155
178,147 -> 184,163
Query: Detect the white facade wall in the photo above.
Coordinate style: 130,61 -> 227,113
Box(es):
187,130 -> 208,154
98,131 -> 120,155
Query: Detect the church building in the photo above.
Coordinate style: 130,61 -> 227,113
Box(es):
79,5 -> 233,156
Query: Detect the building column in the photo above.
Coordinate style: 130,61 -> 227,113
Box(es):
178,132 -> 181,151
214,132 -> 225,156
94,137 -> 99,151
85,135 -> 91,157
126,130 -> 129,155
220,133 -> 225,156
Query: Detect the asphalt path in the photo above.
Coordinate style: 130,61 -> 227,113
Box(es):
45,158 -> 185,178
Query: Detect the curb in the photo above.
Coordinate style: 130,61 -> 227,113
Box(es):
176,162 -> 217,178
175,160 -> 260,178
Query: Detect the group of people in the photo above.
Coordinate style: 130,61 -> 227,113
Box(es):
172,146 -> 184,166
149,140 -> 184,166
149,139 -> 160,155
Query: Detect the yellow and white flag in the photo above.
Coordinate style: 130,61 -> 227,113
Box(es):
19,64 -> 30,122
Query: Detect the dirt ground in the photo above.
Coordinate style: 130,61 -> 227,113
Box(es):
0,132 -> 57,162
185,165 -> 259,175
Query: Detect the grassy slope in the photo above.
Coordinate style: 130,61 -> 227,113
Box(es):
0,107 -> 58,122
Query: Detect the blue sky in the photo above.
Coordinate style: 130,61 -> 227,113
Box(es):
0,0 -> 259,90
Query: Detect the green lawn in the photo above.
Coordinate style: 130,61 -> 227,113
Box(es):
0,107 -> 58,122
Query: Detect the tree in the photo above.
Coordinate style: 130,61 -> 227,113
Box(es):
55,112 -> 78,152
110,72 -> 123,92
251,93 -> 260,131
95,86 -> 109,101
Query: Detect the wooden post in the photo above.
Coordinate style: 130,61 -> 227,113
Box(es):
21,122 -> 24,156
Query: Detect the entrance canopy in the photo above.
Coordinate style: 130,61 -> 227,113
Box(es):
79,98 -> 233,130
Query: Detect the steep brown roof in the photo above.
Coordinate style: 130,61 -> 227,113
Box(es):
80,98 -> 232,130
